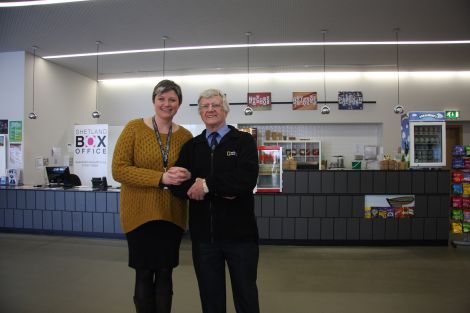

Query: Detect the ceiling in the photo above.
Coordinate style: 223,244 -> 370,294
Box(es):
1,0 -> 470,80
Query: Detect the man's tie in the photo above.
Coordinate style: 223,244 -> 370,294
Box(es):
210,132 -> 219,151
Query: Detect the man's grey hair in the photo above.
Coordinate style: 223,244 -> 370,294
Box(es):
198,89 -> 230,113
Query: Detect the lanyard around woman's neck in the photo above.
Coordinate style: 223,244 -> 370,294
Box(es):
152,116 -> 172,172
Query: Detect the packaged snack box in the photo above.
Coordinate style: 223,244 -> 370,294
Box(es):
464,209 -> 470,222
466,145 -> 470,156
463,222 -> 470,233
465,159 -> 470,169
452,158 -> 465,169
452,209 -> 464,221
452,145 -> 465,156
453,184 -> 463,195
464,183 -> 470,195
452,222 -> 463,234
452,171 -> 464,183
452,196 -> 463,208
463,197 -> 470,208
464,172 -> 470,182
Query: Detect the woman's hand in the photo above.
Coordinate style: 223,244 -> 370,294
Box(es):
162,166 -> 191,185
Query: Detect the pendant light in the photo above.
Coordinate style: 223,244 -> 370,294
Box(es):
92,40 -> 102,119
162,36 -> 168,77
320,30 -> 330,115
28,46 -> 39,120
244,31 -> 254,116
393,28 -> 404,114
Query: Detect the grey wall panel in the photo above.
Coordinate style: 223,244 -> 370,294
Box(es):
65,192 -> 75,211
33,210 -> 42,229
75,192 -> 86,212
63,211 -> 72,231
326,196 -> 339,217
412,172 -> 425,194
282,172 -> 295,193
321,218 -> 334,240
43,211 -> 52,229
114,214 -> 122,234
360,172 -> 374,193
334,172 -> 348,194
55,191 -> 65,211
427,195 -> 440,217
45,191 -> 55,210
411,218 -> 424,240
0,190 -> 7,209
334,218 -> 347,240
436,218 -> 449,240
24,210 -> 32,229
52,211 -> 62,230
385,219 -> 398,240
254,196 -> 261,217
414,196 -> 428,218
256,217 -> 269,239
308,171 -> 322,193
424,218 -> 437,240
339,196 -> 352,217
92,213 -> 104,232
373,172 -> 386,194
14,209 -> 23,228
5,209 -> 13,227
26,191 -> 36,210
440,196 -> 450,217
347,172 -> 361,194
16,190 -> 25,209
399,172 -> 412,193
85,192 -> 95,212
274,195 -> 287,217
7,190 -> 16,209
269,218 -> 282,239
295,218 -> 308,240
72,212 -> 82,231
287,196 -> 300,217
346,219 -> 360,240
425,172 -> 438,194
300,195 -> 313,217
372,219 -> 385,240
36,191 -> 45,210
398,219 -> 411,240
313,196 -> 326,217
282,218 -> 295,239
352,196 -> 364,218
295,171 -> 308,193
83,212 -> 93,232
438,171 -> 450,193
103,213 -> 114,233
0,209 -> 3,227
386,172 -> 399,194
307,218 -> 321,239
321,172 -> 334,193
359,219 -> 372,240
262,195 -> 274,217
95,192 -> 107,213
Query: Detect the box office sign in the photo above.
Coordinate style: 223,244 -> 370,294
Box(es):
248,92 -> 272,111
74,124 -> 108,186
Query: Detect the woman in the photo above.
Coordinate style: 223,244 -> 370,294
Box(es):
112,79 -> 192,313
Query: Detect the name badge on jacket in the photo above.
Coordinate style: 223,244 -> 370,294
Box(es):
226,151 -> 237,157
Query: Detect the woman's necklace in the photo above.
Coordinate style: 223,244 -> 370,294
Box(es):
152,116 -> 172,172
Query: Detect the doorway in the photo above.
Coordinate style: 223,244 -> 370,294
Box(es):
446,125 -> 463,170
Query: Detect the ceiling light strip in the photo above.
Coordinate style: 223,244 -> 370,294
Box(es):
43,40 -> 470,59
0,0 -> 90,7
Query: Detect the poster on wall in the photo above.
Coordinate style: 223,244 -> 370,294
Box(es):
9,143 -> 23,169
8,120 -> 23,142
364,195 -> 415,219
247,92 -> 272,111
0,135 -> 6,177
73,124 -> 108,186
292,92 -> 317,110
338,91 -> 363,110
0,120 -> 8,134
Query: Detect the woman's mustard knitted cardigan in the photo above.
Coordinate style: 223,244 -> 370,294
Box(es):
112,119 -> 193,233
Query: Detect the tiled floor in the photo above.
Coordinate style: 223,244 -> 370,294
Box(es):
1,232 -> 470,313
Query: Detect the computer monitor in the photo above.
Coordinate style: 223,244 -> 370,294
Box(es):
46,166 -> 72,186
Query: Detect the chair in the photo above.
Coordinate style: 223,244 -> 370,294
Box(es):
69,174 -> 81,186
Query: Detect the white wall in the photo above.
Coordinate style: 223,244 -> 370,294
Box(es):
99,72 -> 470,156
22,53 -> 96,184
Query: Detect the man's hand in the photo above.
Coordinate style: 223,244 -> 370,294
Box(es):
162,166 -> 191,185
187,177 -> 207,200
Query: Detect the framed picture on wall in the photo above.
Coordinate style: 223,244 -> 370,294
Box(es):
338,91 -> 363,110
292,92 -> 317,110
247,92 -> 272,111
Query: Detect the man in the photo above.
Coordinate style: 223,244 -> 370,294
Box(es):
171,89 -> 260,313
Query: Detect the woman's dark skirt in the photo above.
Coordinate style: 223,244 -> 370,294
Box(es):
126,220 -> 183,270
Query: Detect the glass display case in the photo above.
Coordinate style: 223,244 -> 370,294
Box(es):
264,140 -> 321,169
256,145 -> 282,193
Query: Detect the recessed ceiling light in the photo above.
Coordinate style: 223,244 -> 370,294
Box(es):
0,0 -> 90,8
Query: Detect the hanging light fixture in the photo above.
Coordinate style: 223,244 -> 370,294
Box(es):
162,35 -> 168,77
393,28 -> 404,114
244,31 -> 254,116
28,46 -> 39,120
320,30 -> 330,115
92,40 -> 102,119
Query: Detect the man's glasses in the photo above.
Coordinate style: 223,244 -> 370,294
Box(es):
199,103 -> 223,110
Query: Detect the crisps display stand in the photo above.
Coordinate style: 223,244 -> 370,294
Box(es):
450,145 -> 470,247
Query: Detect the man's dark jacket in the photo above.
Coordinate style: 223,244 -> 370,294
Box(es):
171,125 -> 259,243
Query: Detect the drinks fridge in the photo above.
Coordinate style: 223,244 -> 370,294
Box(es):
408,111 -> 446,167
